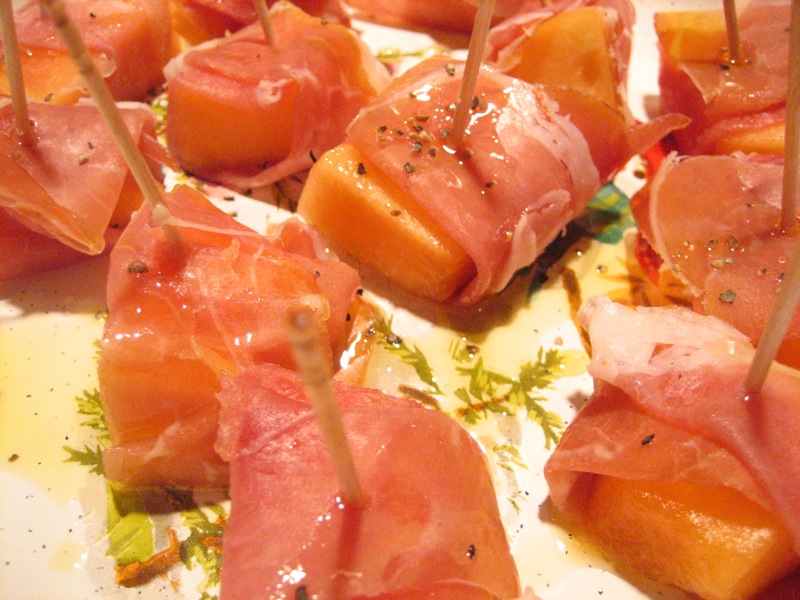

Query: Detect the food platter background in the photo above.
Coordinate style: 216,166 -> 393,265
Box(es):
0,1 -> 719,598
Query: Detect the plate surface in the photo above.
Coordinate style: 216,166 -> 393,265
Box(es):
0,1 -> 719,598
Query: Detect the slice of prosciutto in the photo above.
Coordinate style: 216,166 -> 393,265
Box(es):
97,184 -> 363,487
546,295 -> 800,554
657,0 -> 790,155
630,152 -> 800,369
344,56 -> 685,305
164,1 -> 390,191
0,100 -> 169,280
1,0 -> 173,104
215,362 -> 521,600
340,0 -> 528,33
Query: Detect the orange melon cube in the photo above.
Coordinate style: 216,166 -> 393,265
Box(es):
715,121 -> 785,156
297,142 -> 475,302
165,72 -> 296,178
655,9 -> 729,63
583,476 -> 799,600
506,7 -> 621,113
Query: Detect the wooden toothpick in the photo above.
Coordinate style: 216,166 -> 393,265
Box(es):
722,0 -> 741,64
253,0 -> 276,46
0,0 -> 34,145
38,0 -> 181,247
447,0 -> 496,149
285,306 -> 365,507
743,0 -> 800,393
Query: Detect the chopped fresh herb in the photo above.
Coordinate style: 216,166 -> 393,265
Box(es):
641,433 -> 655,445
375,318 -> 441,394
428,147 -> 437,157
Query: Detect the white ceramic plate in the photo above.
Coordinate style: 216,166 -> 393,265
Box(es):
0,1 -> 721,598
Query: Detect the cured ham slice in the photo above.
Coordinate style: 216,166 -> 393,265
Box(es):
340,0 -> 527,33
656,0 -> 790,155
0,0 -> 173,105
630,152 -> 800,369
484,0 -> 635,118
97,184 -> 364,487
164,1 -> 390,191
0,100 -> 169,280
299,56 -> 686,305
215,362 -> 521,600
169,0 -> 349,46
545,296 -> 800,599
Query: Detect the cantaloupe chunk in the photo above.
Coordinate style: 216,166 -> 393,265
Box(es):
715,122 -> 785,156
297,142 -> 475,302
165,72 -> 297,177
654,10 -> 728,62
584,476 -> 800,600
506,7 -> 621,112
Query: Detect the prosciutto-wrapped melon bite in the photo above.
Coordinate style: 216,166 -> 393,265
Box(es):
484,0 -> 635,118
298,56 -> 685,306
0,100 -> 170,280
164,1 -> 390,191
630,153 -> 800,370
97,184 -> 371,488
656,0 -> 790,156
545,295 -> 800,600
0,0 -> 174,105
215,363 -> 522,600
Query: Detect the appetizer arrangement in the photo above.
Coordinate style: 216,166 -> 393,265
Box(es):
1,0 -> 799,599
